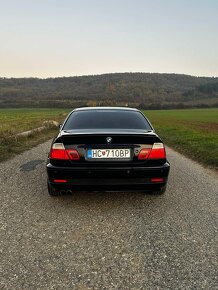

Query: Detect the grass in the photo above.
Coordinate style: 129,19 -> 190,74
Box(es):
0,108 -> 70,162
0,108 -> 69,135
0,108 -> 218,169
143,108 -> 218,169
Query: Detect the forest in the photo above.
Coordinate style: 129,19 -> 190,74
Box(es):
0,73 -> 217,109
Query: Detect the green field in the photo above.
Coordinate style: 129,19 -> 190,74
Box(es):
0,108 -> 218,168
143,108 -> 218,169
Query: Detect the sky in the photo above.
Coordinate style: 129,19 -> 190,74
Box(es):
0,0 -> 218,78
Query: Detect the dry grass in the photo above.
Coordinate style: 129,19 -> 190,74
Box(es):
0,108 -> 69,162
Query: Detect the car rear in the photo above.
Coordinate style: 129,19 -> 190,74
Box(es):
46,108 -> 170,195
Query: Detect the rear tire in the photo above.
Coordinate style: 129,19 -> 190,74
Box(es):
47,181 -> 61,196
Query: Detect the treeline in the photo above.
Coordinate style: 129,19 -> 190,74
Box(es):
183,82 -> 218,100
0,73 -> 218,108
138,102 -> 218,110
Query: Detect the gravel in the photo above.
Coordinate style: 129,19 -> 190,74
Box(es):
0,141 -> 217,289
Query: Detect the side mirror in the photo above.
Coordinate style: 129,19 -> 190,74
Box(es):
59,124 -> 62,129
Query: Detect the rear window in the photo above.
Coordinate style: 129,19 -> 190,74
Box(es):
63,110 -> 152,130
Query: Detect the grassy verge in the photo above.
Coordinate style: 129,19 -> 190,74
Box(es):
143,108 -> 218,169
0,108 -> 69,162
0,128 -> 59,162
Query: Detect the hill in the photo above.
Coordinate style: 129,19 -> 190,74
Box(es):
0,73 -> 218,108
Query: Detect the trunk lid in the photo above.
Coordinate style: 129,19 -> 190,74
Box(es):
60,129 -> 160,145
51,129 -> 164,167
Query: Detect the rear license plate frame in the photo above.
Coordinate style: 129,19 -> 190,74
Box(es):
86,148 -> 131,161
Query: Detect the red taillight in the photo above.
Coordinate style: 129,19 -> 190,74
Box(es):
53,179 -> 68,183
138,148 -> 151,160
50,143 -> 80,160
66,149 -> 80,160
149,143 -> 166,159
50,148 -> 69,159
138,143 -> 166,160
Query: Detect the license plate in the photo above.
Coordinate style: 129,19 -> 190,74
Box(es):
87,149 -> 131,160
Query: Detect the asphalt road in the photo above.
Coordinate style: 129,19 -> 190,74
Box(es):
0,140 -> 217,290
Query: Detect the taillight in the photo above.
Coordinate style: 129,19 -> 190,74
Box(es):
66,149 -> 80,160
50,143 -> 80,160
50,143 -> 69,159
149,143 -> 166,159
138,143 -> 166,160
138,148 -> 151,160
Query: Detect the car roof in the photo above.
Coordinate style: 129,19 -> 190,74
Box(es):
73,107 -> 139,112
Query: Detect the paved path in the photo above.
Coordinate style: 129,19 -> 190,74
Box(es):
0,141 -> 217,289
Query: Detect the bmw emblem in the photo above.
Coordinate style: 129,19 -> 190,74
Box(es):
106,137 -> 112,144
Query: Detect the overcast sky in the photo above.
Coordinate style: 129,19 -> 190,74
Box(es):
0,0 -> 218,78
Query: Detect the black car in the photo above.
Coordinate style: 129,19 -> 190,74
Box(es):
46,107 -> 170,195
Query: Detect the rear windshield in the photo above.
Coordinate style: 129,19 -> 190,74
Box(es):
63,110 -> 152,130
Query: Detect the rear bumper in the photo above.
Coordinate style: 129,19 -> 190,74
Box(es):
47,161 -> 170,191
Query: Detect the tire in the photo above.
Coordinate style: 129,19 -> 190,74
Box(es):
47,181 -> 61,196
